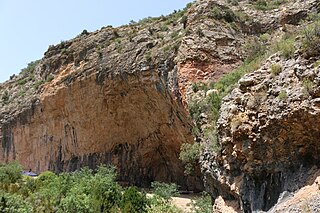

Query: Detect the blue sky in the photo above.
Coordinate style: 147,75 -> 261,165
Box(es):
0,0 -> 192,83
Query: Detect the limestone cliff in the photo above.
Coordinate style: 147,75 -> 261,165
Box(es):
1,0 -> 320,211
0,0 -> 244,190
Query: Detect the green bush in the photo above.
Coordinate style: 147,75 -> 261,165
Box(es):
245,38 -> 266,62
1,90 -> 10,104
180,16 -> 188,29
90,166 -> 122,212
147,194 -> 182,213
0,162 -> 22,187
253,0 -> 287,11
151,182 -> 179,201
271,63 -> 282,75
273,37 -> 295,58
120,187 -> 148,213
58,187 -> 95,213
211,6 -> 236,23
192,83 -> 199,93
277,90 -> 287,100
33,80 -> 44,90
302,21 -> 320,57
20,60 -> 40,75
303,78 -> 315,94
191,192 -> 213,213
179,143 -> 201,175
313,60 -> 320,68
0,191 -> 33,213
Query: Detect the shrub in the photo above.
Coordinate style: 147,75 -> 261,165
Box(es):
253,0 -> 287,11
274,37 -> 295,59
192,192 -> 212,213
211,6 -> 236,23
211,6 -> 223,19
179,143 -> 201,175
120,187 -> 148,213
303,78 -> 315,94
58,189 -> 94,213
180,16 -> 188,29
17,78 -> 28,85
20,60 -> 40,75
151,182 -> 179,201
145,52 -> 152,62
313,60 -> 320,68
35,171 -> 56,189
46,74 -> 54,82
228,0 -> 239,6
254,0 -> 267,10
260,33 -> 270,43
33,80 -> 44,90
192,83 -> 199,93
277,90 -> 287,100
270,63 -> 282,75
196,27 -> 204,37
0,191 -> 33,213
160,24 -> 169,31
2,90 -> 10,104
0,162 -> 22,187
245,38 -> 266,62
80,29 -> 89,36
302,21 -> 320,57
90,165 -> 122,212
147,194 -> 182,213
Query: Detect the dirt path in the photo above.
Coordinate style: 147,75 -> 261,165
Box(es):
172,194 -> 197,212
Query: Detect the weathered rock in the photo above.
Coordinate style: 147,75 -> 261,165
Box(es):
202,53 -> 320,212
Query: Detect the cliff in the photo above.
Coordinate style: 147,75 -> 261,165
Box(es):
1,0 -> 320,211
198,0 -> 320,212
0,0 -> 245,191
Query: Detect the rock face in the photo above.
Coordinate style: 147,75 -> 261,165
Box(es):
0,26 -> 198,188
1,0 -> 320,210
202,53 -> 320,212
0,0 -> 245,190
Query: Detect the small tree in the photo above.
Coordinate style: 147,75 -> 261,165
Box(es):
180,16 -> 188,29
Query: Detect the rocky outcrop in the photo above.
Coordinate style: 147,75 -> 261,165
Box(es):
0,5 -> 195,189
202,53 -> 320,211
0,0 -> 246,190
1,0 -> 319,210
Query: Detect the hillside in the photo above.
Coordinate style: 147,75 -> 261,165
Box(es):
0,0 -> 320,212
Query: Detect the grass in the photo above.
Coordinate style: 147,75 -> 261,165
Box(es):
303,78 -> 315,94
273,36 -> 295,59
211,6 -> 236,23
313,60 -> 320,68
271,63 -> 282,76
277,90 -> 287,100
20,60 -> 40,75
302,20 -> 320,57
253,0 -> 288,11
33,80 -> 44,90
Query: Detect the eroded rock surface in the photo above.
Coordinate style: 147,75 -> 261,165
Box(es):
202,53 -> 320,211
0,0 -> 247,190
